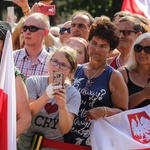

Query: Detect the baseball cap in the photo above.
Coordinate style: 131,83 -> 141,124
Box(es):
0,21 -> 12,40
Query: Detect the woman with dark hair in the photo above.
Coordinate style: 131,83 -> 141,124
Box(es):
64,19 -> 128,147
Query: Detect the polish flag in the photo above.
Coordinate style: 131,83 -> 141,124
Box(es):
0,31 -> 16,150
121,0 -> 150,20
90,105 -> 150,150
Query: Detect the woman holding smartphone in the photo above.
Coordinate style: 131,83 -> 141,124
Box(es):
17,45 -> 81,150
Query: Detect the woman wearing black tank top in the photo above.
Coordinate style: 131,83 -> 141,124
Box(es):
118,32 -> 150,109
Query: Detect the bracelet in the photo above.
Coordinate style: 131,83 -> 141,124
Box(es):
103,106 -> 108,117
22,7 -> 30,14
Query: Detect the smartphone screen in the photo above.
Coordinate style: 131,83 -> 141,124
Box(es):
38,5 -> 56,16
53,72 -> 64,86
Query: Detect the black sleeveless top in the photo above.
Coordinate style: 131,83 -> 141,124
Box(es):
64,64 -> 113,146
125,68 -> 150,108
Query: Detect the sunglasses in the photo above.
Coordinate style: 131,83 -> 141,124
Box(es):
119,30 -> 137,36
22,25 -> 45,32
134,44 -> 150,54
50,58 -> 72,70
59,27 -> 70,35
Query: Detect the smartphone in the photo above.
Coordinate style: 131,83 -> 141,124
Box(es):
38,5 -> 56,16
7,6 -> 15,24
53,72 -> 64,86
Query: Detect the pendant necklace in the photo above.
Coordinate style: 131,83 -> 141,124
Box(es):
82,64 -> 107,95
87,64 -> 106,82
86,69 -> 99,85
85,63 -> 107,90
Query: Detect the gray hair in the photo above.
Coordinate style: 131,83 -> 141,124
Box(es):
125,32 -> 150,70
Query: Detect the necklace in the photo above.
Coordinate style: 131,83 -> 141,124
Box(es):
86,63 -> 107,82
82,64 -> 107,95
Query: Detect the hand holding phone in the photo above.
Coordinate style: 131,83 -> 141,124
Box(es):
38,5 -> 56,16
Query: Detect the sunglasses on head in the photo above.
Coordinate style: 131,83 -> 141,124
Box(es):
22,25 -> 45,32
59,27 -> 70,35
119,30 -> 137,36
134,44 -> 150,54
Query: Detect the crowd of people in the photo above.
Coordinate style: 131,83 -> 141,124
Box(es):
1,0 -> 150,149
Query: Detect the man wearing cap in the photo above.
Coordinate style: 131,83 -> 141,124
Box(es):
0,21 -> 31,138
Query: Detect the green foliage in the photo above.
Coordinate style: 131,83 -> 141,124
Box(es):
0,0 -> 123,24
57,0 -> 123,21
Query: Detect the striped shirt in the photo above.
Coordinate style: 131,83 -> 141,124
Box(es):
13,47 -> 50,79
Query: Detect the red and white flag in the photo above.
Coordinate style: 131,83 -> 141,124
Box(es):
90,105 -> 150,150
0,31 -> 16,150
121,0 -> 150,20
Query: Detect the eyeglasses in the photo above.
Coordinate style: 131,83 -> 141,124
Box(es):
50,58 -> 72,70
134,44 -> 150,54
59,27 -> 70,35
119,30 -> 137,36
22,25 -> 45,32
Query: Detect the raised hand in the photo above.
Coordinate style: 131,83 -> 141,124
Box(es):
12,0 -> 29,8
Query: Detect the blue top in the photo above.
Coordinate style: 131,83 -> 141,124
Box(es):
64,64 -> 114,146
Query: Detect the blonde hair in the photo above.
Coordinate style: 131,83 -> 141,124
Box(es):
67,37 -> 89,63
125,32 -> 150,70
12,16 -> 27,50
50,45 -> 77,84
